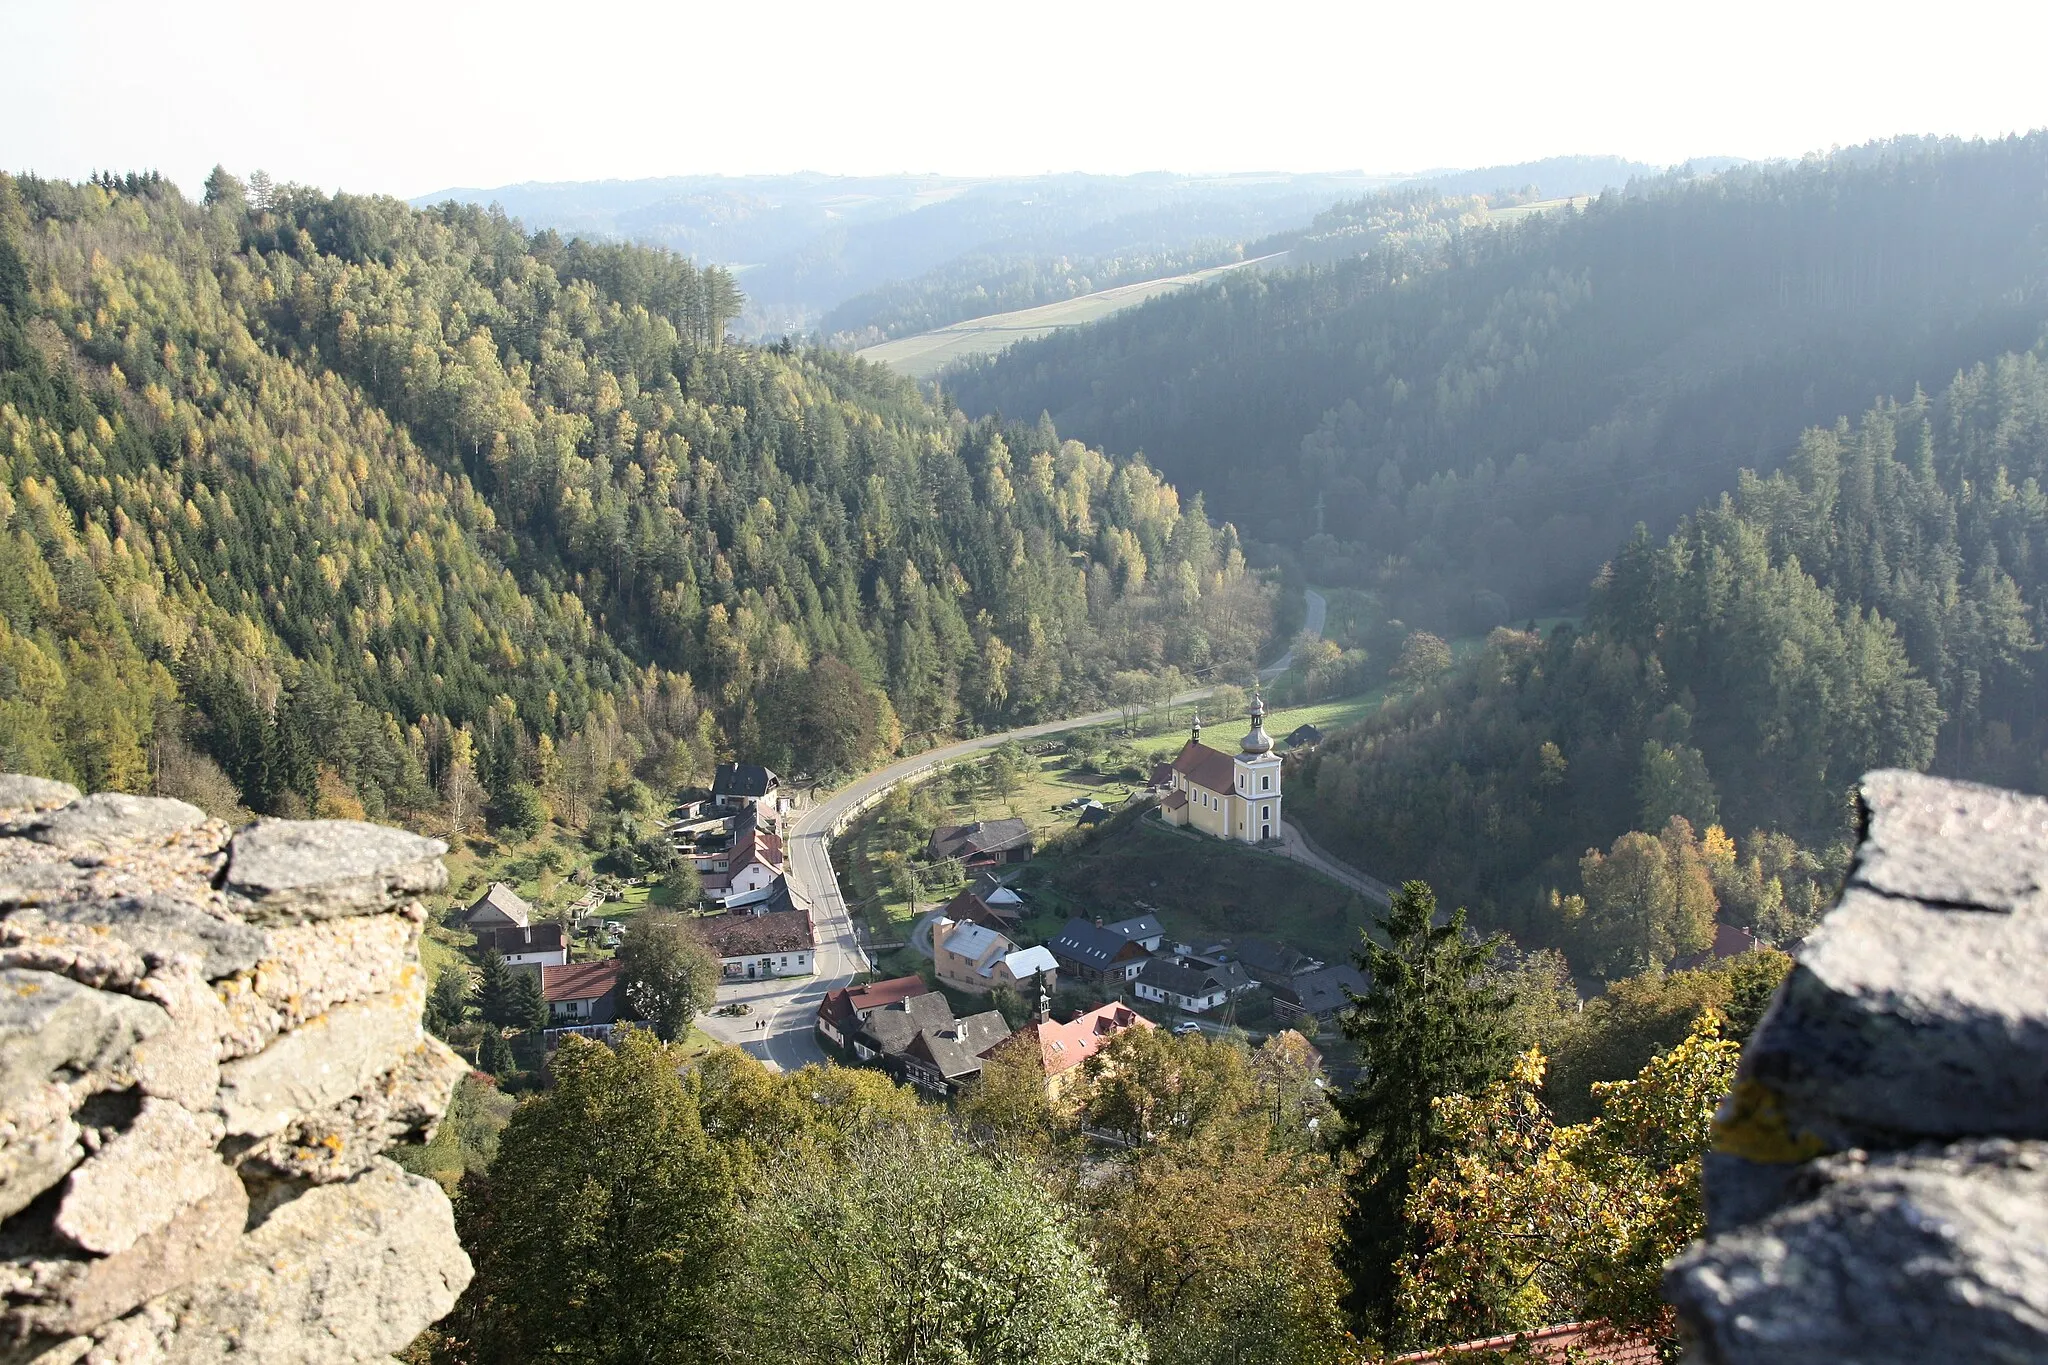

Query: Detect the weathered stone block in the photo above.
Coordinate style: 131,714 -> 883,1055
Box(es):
84,1161 -> 470,1365
1854,768 -> 2048,913
56,1101 -> 227,1255
4,800 -> 206,858
214,977 -> 426,1139
0,782 -> 80,819
223,822 -> 446,924
1668,1140 -> 2048,1365
244,1039 -> 467,1184
25,901 -> 264,985
213,916 -> 419,1061
0,972 -> 166,1110
4,1159 -> 248,1341
0,1083 -> 82,1224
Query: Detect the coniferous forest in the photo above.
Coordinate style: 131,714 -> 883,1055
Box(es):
0,171 -> 1269,824
951,136 -> 2048,625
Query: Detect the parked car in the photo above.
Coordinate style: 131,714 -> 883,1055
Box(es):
1173,1022 -> 1203,1036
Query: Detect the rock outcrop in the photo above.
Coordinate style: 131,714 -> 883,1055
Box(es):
0,776 -> 472,1364
1666,770 -> 2048,1363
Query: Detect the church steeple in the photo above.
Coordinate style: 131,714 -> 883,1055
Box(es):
1191,713 -> 1202,745
1240,691 -> 1273,755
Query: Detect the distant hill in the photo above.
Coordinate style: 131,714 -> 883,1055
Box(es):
946,136 -> 2048,627
413,171 -> 1404,335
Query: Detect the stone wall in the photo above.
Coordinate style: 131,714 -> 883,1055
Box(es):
1666,769 -> 2048,1363
0,775 -> 472,1365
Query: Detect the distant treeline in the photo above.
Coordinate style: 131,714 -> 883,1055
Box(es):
949,135 -> 2048,631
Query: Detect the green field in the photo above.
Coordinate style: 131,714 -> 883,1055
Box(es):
857,253 -> 1286,379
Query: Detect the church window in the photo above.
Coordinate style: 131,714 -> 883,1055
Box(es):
1262,774 -> 1270,791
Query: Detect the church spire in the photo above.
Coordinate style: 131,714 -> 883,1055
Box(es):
1241,690 -> 1273,755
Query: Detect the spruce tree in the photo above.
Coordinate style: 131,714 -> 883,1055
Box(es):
511,971 -> 549,1034
477,949 -> 515,1027
1336,879 -> 1515,1348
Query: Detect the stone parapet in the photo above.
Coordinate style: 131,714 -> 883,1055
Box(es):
0,776 -> 471,1364
1666,770 -> 2048,1363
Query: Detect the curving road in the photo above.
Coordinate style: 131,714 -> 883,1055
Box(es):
694,589 -> 1325,1071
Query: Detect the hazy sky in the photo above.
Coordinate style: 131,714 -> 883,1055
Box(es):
6,0 -> 2047,199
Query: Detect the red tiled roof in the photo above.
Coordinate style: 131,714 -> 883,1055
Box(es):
1161,789 -> 1188,812
1394,1321 -> 1658,1363
1024,1002 -> 1154,1078
818,974 -> 930,1035
849,974 -> 929,1011
1150,762 -> 1175,787
541,960 -> 621,1004
1171,738 -> 1237,795
730,827 -> 783,870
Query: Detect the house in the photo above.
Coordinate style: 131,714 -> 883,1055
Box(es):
463,882 -> 532,931
970,870 -> 1025,912
1284,723 -> 1325,751
927,817 -> 1034,869
542,960 -> 621,1025
474,921 -> 569,971
940,888 -> 1021,935
1674,922 -> 1766,972
1133,953 -> 1252,1015
731,874 -> 810,919
1148,761 -> 1176,790
932,917 -> 1060,995
849,991 -> 1011,1098
698,909 -> 815,979
815,974 -> 930,1051
1271,964 -> 1369,1030
1047,917 -> 1152,986
1014,1002 -> 1154,1103
1077,805 -> 1112,828
1105,913 -> 1164,953
710,826 -> 784,905
712,761 -> 779,812
1158,695 -> 1283,843
1229,935 -> 1323,986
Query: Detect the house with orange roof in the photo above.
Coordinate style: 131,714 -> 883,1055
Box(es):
1014,1001 -> 1154,1103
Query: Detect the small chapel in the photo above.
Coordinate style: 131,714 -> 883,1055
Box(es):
1158,694 -> 1283,843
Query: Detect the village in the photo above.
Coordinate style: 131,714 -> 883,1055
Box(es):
424,694 -> 1430,1094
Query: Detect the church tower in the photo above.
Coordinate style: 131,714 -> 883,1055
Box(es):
1232,692 -> 1283,843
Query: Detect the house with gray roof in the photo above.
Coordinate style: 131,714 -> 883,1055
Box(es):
928,817 -> 1034,868
1272,964 -> 1368,1031
850,991 -> 1012,1098
463,882 -> 532,930
1048,917 -> 1151,986
1133,954 -> 1243,1015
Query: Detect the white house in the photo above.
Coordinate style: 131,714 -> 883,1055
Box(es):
475,921 -> 569,971
932,918 -> 1060,995
463,882 -> 532,930
1134,954 -> 1248,1015
699,908 -> 815,979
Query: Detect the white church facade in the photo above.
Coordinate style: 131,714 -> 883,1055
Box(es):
1159,695 -> 1283,843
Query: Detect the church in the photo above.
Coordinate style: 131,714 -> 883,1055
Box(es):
1158,695 -> 1283,843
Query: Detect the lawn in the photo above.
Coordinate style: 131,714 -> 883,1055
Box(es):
1021,818 -> 1376,966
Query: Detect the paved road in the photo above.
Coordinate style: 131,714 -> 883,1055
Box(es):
1259,587 -> 1327,679
698,589 -> 1324,1071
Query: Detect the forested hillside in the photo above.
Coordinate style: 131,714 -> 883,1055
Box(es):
1292,348 -> 2048,974
0,171 -> 1269,824
950,136 -> 2048,627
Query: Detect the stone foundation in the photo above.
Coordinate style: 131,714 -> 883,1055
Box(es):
0,776 -> 471,1364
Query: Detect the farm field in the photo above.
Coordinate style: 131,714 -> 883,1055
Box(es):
857,253 -> 1287,379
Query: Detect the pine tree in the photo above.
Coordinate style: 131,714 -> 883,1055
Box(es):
426,967 -> 473,1038
477,949 -> 515,1028
478,1027 -> 512,1077
511,970 -> 549,1034
1336,879 -> 1515,1348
